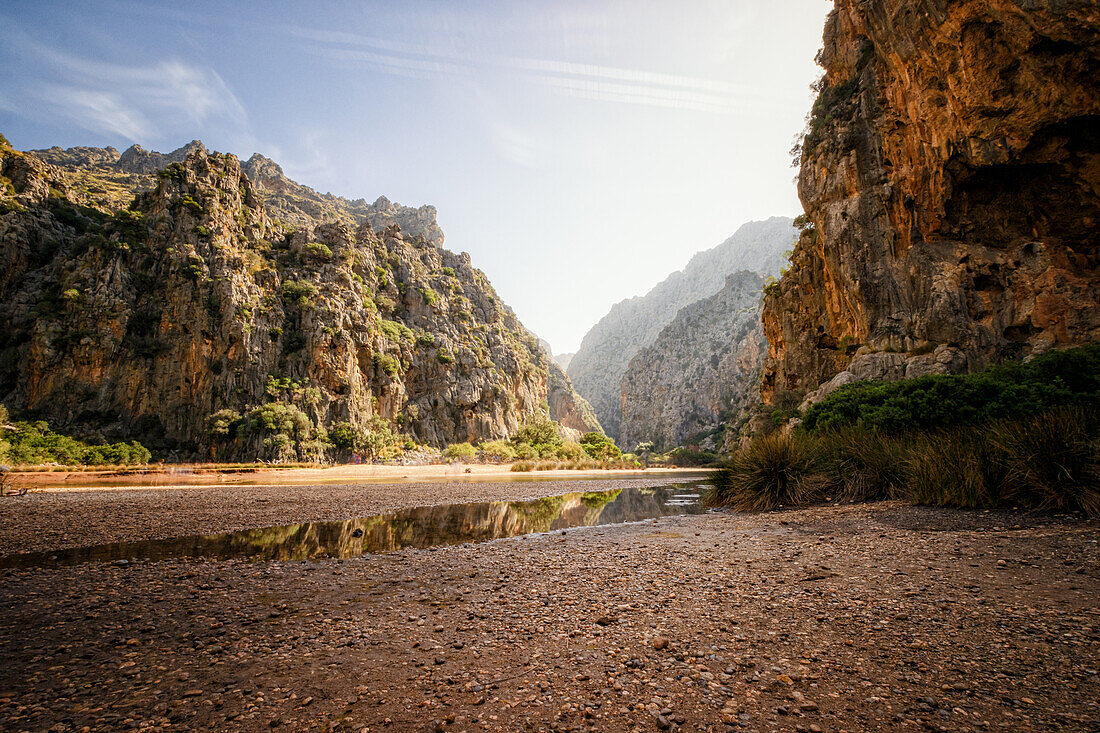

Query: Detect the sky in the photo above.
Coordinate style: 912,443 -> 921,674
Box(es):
0,0 -> 831,353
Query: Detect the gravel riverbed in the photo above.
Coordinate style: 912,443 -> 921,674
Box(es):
0,482 -> 1097,732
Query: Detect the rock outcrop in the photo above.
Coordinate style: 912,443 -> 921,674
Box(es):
762,0 -> 1100,403
569,217 -> 795,440
0,135 -> 587,459
620,271 -> 767,451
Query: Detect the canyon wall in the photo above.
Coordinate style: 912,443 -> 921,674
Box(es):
0,137 -> 589,459
569,217 -> 794,441
619,271 -> 767,451
762,0 -> 1100,403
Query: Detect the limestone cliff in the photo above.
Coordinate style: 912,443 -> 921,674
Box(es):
0,135 -> 580,459
762,0 -> 1100,403
569,217 -> 795,441
620,271 -> 767,451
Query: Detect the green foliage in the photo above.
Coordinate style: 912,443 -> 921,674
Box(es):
206,409 -> 242,439
374,352 -> 400,377
380,319 -> 413,343
180,194 -> 203,214
436,350 -> 454,364
478,439 -> 517,462
282,279 -> 318,308
416,331 -> 435,347
802,344 -> 1100,433
194,224 -> 212,238
511,412 -> 563,459
0,409 -> 152,466
375,294 -> 396,314
792,213 -> 814,233
665,446 -> 720,467
302,242 -> 333,261
418,287 -> 438,306
579,431 -> 620,460
555,442 -> 587,461
328,421 -> 360,450
441,266 -> 455,277
156,163 -> 186,182
443,442 -> 477,460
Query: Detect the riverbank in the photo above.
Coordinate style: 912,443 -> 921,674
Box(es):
3,463 -> 706,491
0,481 -> 1096,732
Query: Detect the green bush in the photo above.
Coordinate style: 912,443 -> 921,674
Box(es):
814,426 -> 910,502
437,350 -> 454,364
302,242 -> 333,261
206,409 -> 242,439
328,421 -> 361,451
282,280 -> 318,308
580,431 -> 620,460
555,442 -> 587,461
511,412 -> 562,456
478,439 -> 517,462
0,410 -> 152,466
443,442 -> 477,461
803,344 -> 1100,433
374,353 -> 400,377
380,319 -> 414,343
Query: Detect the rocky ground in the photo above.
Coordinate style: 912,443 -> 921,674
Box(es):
0,483 -> 1097,732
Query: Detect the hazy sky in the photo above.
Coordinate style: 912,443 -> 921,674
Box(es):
0,0 -> 830,353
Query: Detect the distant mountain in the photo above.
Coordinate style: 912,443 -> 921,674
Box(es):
620,271 -> 766,451
568,217 -> 795,442
552,352 -> 575,371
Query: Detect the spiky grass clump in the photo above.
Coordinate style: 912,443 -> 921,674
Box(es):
706,432 -> 820,511
993,408 -> 1100,516
815,426 -> 910,502
907,429 -> 1008,509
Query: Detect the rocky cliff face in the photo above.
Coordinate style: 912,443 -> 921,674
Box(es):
620,271 -> 766,451
569,217 -> 795,441
762,0 -> 1100,403
0,135 -> 584,459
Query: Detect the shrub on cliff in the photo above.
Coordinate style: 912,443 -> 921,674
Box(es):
282,280 -> 318,308
803,344 -> 1100,433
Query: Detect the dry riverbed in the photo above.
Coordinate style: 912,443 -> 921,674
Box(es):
0,481 -> 1097,732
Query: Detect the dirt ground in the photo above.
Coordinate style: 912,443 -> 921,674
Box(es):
0,481 -> 1097,732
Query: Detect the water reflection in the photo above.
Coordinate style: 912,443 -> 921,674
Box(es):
0,483 -> 707,568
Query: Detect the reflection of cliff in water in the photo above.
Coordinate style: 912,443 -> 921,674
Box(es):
0,484 -> 706,568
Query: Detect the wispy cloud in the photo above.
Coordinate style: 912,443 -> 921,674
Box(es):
290,26 -> 801,115
0,25 -> 248,146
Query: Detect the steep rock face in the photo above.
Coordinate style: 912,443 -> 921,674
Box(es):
241,154 -> 445,245
0,136 -> 561,458
569,217 -> 794,440
619,271 -> 766,451
762,0 -> 1100,402
546,362 -> 602,439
